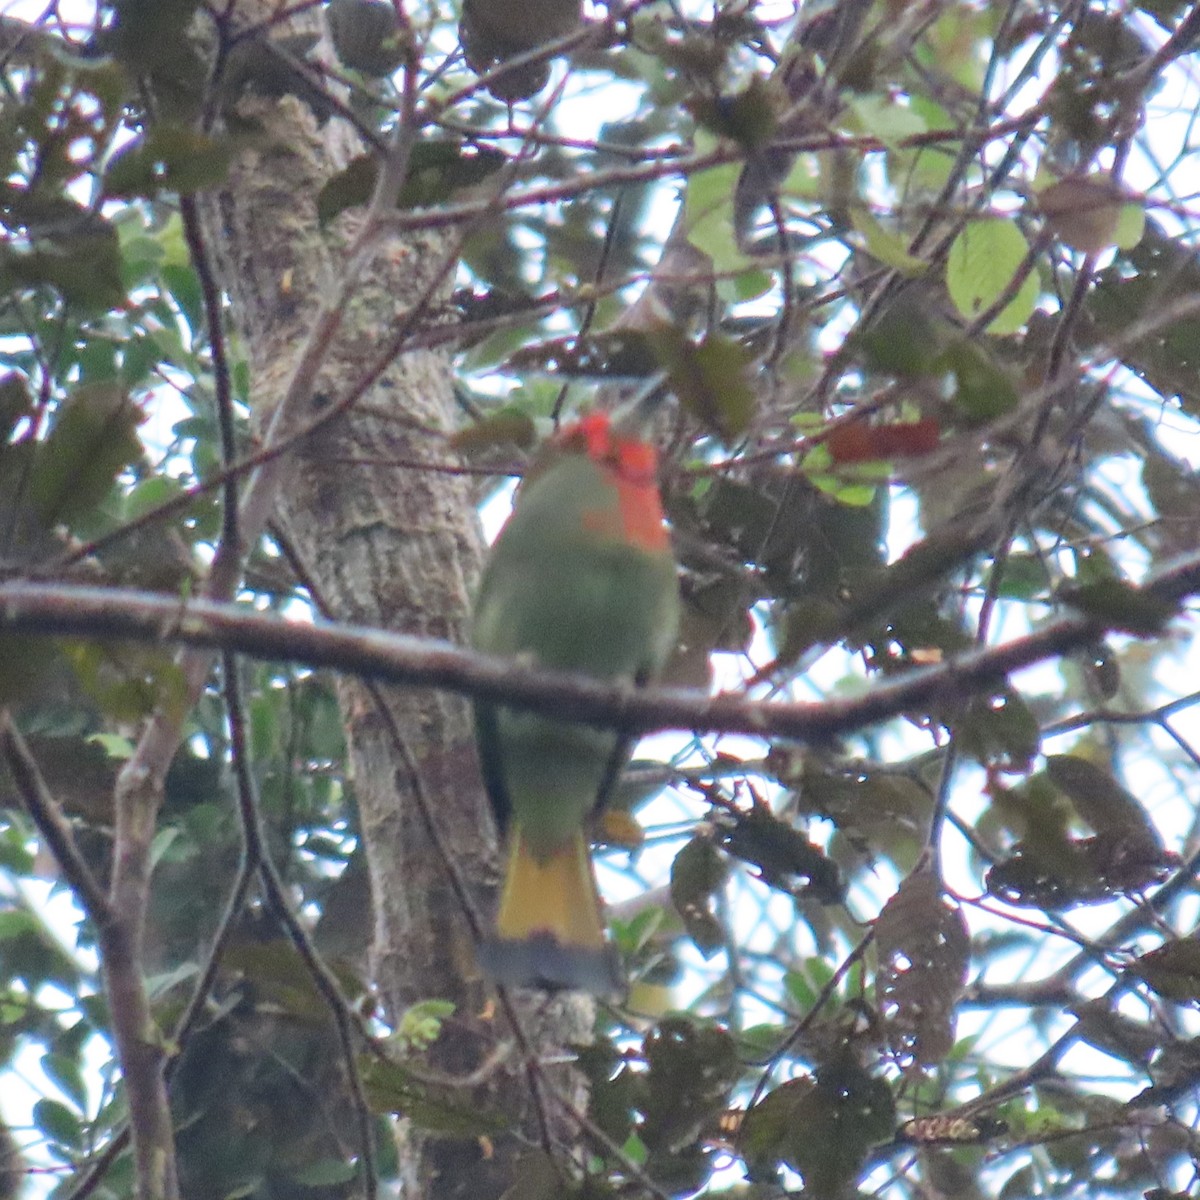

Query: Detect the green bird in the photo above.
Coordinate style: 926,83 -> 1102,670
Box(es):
471,405 -> 680,995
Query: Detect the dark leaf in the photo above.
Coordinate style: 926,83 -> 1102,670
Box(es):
318,145 -> 506,226
28,384 -> 143,526
220,32 -> 334,124
1045,754 -> 1161,847
743,1050 -> 894,1189
498,1151 -> 563,1200
670,835 -> 729,957
0,372 -> 32,443
1086,222 -> 1200,413
104,124 -> 232,199
1126,939 -> 1200,1003
640,1017 -> 739,1155
328,0 -> 408,77
875,867 -> 969,1066
987,830 -> 1177,908
575,1037 -> 639,1146
939,338 -> 1020,421
955,688 -> 1040,773
795,758 -> 933,854
1058,577 -> 1178,635
646,325 -> 755,440
715,804 -> 843,903
506,331 -> 660,380
33,1098 -> 83,1153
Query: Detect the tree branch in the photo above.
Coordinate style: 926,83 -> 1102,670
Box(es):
0,715 -> 111,924
4,546 -> 1199,743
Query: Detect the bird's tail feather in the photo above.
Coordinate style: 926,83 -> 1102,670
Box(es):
479,829 -> 622,996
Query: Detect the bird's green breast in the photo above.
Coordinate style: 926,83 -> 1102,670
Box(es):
471,452 -> 680,855
471,455 -> 679,680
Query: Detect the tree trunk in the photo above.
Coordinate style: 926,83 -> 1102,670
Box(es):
199,10 -> 592,1198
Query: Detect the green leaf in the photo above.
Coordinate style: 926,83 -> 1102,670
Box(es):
28,384 -> 144,526
939,337 -> 1019,421
682,136 -> 749,274
687,77 -> 778,150
945,217 -> 1039,334
857,300 -> 946,376
0,212 -> 126,310
33,1097 -> 84,1151
145,961 -> 200,1000
737,1023 -> 790,1061
360,1058 -> 507,1134
288,1158 -> 358,1187
646,325 -> 755,440
0,910 -> 38,940
986,553 -> 1049,600
727,268 -> 773,301
105,124 -> 232,199
845,93 -> 928,148
161,263 -> 204,333
396,998 -> 455,1050
0,825 -> 34,875
1058,577 -> 1178,634
850,205 -> 927,276
41,1052 -> 88,1112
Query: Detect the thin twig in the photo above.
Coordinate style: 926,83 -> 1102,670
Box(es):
223,652 -> 379,1200
0,715 -> 110,923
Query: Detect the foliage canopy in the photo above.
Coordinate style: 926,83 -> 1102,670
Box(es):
3,1 -> 1200,1199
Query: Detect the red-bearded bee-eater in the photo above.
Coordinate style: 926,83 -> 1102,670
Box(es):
471,403 -> 680,995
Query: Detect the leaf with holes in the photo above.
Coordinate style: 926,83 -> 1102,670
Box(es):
875,867 -> 969,1066
670,835 -> 729,957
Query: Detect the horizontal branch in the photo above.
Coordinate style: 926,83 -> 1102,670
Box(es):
2,552 -> 1199,741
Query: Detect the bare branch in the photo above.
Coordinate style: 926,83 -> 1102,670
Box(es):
4,547 -> 1199,744
0,715 -> 110,924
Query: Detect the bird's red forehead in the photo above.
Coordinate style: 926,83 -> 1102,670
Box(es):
561,411 -> 659,484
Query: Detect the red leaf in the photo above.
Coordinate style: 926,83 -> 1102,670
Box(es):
826,419 -> 940,464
